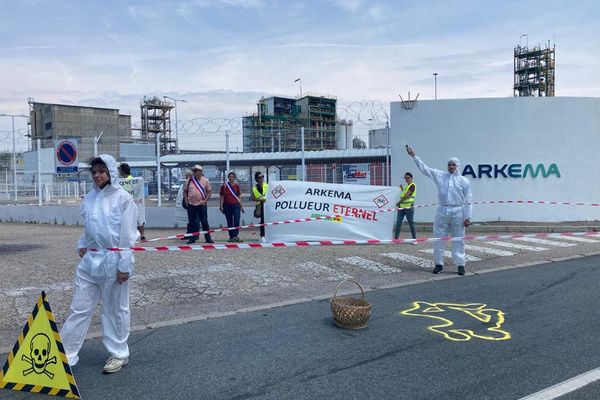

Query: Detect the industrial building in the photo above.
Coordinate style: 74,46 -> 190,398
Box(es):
368,127 -> 389,149
28,100 -> 132,161
242,95 -> 338,153
514,41 -> 555,97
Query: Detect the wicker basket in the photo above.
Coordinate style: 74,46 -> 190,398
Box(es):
330,279 -> 372,329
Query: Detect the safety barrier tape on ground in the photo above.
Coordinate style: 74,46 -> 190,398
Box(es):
100,231 -> 600,253
138,199 -> 599,244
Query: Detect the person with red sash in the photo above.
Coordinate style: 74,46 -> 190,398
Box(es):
183,165 -> 214,244
219,171 -> 245,242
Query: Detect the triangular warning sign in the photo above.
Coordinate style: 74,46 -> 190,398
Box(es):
0,291 -> 80,398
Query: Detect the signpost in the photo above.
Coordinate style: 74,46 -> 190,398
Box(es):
54,139 -> 79,175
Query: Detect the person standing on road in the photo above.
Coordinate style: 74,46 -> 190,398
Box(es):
119,162 -> 146,241
252,171 -> 268,243
183,165 -> 214,244
60,154 -> 139,374
220,171 -> 244,242
181,169 -> 194,241
394,172 -> 417,241
406,146 -> 472,275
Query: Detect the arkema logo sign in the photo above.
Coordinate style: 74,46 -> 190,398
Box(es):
462,163 -> 561,179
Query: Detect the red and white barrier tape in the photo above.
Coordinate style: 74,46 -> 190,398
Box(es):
100,231 -> 600,253
139,199 -> 599,244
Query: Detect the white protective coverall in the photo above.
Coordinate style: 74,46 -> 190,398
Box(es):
413,155 -> 472,267
60,154 -> 139,366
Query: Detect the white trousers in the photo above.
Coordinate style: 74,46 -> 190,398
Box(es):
60,266 -> 130,366
433,206 -> 466,267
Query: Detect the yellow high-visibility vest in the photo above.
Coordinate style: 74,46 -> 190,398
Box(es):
399,182 -> 416,208
252,183 -> 268,205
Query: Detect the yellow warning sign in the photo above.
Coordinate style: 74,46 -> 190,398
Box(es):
400,301 -> 511,342
0,291 -> 80,398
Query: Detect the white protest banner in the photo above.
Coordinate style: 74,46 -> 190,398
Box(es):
119,178 -> 146,225
265,180 -> 400,242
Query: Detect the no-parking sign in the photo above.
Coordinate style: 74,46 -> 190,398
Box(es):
54,139 -> 79,174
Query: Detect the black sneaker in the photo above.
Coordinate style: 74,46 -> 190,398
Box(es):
458,266 -> 465,276
206,239 -> 214,244
140,236 -> 146,241
433,265 -> 443,274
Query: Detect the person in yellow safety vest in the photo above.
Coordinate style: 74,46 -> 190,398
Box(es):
119,162 -> 146,241
394,172 -> 417,240
251,171 -> 268,243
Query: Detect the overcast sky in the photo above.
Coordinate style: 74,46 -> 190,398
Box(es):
1,0 -> 599,151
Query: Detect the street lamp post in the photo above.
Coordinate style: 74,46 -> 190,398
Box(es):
386,119 -> 391,186
94,131 -> 103,157
433,73 -> 438,100
0,113 -> 29,202
294,78 -> 303,98
163,96 -> 186,154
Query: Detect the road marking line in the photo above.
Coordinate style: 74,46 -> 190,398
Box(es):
337,256 -> 401,273
486,240 -> 548,252
514,237 -> 576,247
464,244 -> 516,256
519,366 -> 600,400
381,252 -> 434,269
419,249 -> 482,262
551,235 -> 600,244
296,261 -> 352,280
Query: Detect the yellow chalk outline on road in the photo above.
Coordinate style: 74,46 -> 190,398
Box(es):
400,301 -> 511,341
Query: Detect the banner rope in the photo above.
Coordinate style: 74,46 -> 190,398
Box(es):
140,199 -> 600,244
97,231 -> 600,253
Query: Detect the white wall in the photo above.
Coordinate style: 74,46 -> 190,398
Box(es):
391,97 -> 600,222
0,205 -> 257,228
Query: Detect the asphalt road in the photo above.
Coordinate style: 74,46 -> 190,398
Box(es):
2,255 -> 599,400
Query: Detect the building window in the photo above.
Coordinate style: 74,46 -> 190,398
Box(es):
45,122 -> 52,130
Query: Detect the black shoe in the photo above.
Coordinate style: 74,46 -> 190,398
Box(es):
181,236 -> 189,241
458,266 -> 465,276
433,265 -> 443,274
140,236 -> 146,241
186,238 -> 196,244
206,239 -> 214,244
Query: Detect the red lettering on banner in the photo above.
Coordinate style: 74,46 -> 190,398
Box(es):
332,204 -> 378,221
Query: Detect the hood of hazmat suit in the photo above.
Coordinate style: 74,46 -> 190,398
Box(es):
77,154 -> 139,277
447,157 -> 461,175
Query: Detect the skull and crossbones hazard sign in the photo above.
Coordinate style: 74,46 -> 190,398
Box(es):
22,333 -> 57,379
1,292 -> 81,399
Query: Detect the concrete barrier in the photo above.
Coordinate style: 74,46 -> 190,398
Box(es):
0,205 -> 257,228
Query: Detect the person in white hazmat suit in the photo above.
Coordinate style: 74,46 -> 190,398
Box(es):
406,146 -> 472,275
60,154 -> 139,374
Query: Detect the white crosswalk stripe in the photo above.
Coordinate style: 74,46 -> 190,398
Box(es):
337,256 -> 401,273
419,249 -> 482,262
514,237 -> 576,247
296,261 -> 352,280
486,240 -> 548,252
551,235 -> 600,244
381,252 -> 434,269
464,244 -> 516,257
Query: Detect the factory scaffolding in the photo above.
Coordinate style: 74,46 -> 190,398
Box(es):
514,41 -> 555,97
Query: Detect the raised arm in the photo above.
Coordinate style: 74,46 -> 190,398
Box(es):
407,146 -> 441,182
